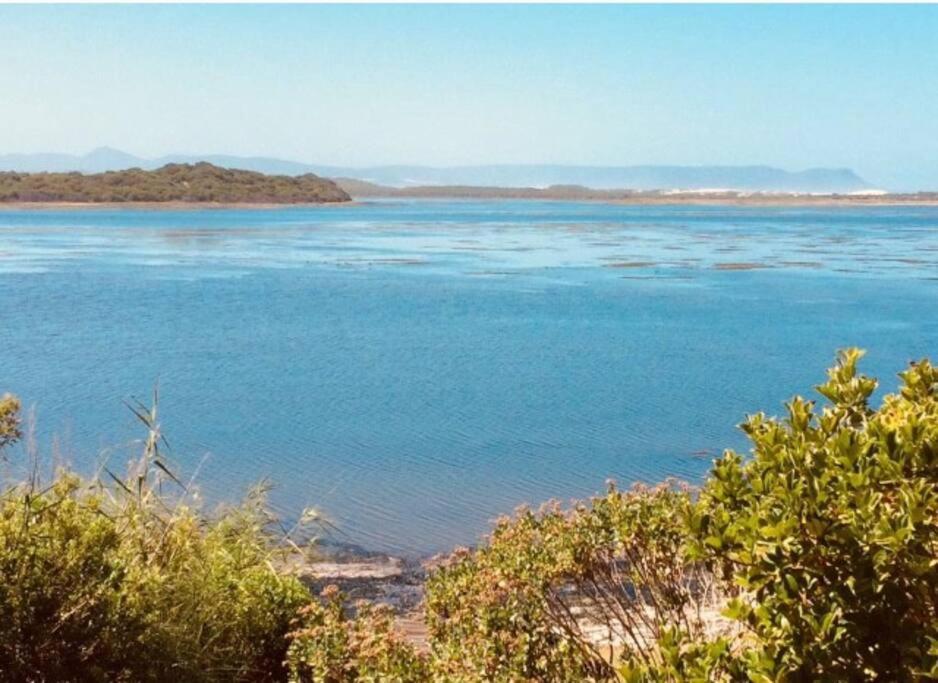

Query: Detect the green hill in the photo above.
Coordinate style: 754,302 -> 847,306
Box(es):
0,162 -> 350,204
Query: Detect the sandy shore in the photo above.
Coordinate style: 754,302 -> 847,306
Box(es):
294,554 -> 430,648
2,196 -> 937,210
610,196 -> 938,207
297,554 -> 736,654
0,200 -> 357,210
352,194 -> 938,207
335,182 -> 938,206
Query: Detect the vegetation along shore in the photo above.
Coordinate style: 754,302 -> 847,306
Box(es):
0,162 -> 350,205
335,178 -> 938,206
3,163 -> 937,208
1,348 -> 936,680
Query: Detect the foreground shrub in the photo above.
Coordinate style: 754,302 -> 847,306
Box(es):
426,351 -> 938,681
692,349 -> 938,679
286,585 -> 428,682
425,483 -> 727,681
0,393 -> 20,452
0,397 -> 313,681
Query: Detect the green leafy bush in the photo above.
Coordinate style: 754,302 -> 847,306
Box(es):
424,483 -> 728,681
0,396 -> 313,681
285,585 -> 428,682
0,393 -> 21,452
692,349 -> 938,679
427,350 -> 938,682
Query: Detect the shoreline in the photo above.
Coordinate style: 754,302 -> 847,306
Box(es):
0,200 -> 358,211
353,194 -> 938,207
292,550 -> 431,649
4,196 -> 937,210
613,197 -> 938,207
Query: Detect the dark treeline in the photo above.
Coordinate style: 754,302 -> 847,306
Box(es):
0,162 -> 350,204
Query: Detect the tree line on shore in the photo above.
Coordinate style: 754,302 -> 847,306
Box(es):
0,163 -> 350,204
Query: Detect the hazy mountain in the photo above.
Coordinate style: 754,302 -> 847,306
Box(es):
327,164 -> 873,193
0,148 -> 875,193
0,146 -> 144,173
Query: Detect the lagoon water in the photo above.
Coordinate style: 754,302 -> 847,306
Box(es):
2,200 -> 937,555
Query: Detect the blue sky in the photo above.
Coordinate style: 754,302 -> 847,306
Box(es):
1,4 -> 937,190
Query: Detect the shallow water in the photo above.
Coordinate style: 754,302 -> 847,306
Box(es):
1,200 -> 937,555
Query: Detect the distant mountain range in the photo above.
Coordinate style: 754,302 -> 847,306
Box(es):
0,147 -> 876,193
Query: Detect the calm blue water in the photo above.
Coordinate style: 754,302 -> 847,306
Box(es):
1,200 -> 937,555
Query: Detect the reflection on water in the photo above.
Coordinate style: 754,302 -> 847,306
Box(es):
1,200 -> 937,555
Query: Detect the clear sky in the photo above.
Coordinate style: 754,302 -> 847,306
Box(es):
2,4 -> 937,190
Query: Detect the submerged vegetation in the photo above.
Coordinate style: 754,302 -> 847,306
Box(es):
1,349 -> 936,680
0,162 -> 350,204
